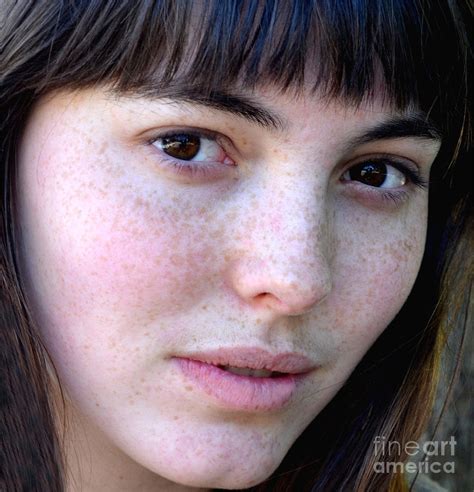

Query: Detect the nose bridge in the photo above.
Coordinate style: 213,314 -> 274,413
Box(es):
230,173 -> 333,315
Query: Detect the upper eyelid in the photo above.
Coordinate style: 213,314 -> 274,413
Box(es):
146,127 -> 231,147
342,135 -> 439,170
342,153 -> 423,180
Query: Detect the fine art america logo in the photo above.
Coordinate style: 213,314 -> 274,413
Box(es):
373,436 -> 457,474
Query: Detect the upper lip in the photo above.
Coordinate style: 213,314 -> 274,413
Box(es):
175,347 -> 317,374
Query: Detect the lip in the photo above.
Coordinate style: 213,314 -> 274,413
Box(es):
172,347 -> 316,412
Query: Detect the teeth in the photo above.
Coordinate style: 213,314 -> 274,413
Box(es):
220,365 -> 274,378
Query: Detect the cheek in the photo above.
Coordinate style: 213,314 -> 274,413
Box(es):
63,196 -> 213,317
19,130 -> 221,342
328,212 -> 427,359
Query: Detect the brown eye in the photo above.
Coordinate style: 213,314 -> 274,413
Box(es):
349,161 -> 387,187
152,131 -> 234,170
342,160 -> 407,188
161,134 -> 200,160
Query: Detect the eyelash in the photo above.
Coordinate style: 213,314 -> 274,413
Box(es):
148,129 -> 234,179
148,130 -> 428,204
159,158 -> 222,179
342,155 -> 428,206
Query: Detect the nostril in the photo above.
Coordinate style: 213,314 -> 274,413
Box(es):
254,293 -> 272,306
253,280 -> 331,315
253,292 -> 287,311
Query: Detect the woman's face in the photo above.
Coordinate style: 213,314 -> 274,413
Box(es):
18,86 -> 439,491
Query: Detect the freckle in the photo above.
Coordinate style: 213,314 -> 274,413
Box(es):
185,386 -> 193,392
134,197 -> 145,208
140,378 -> 145,383
403,239 -> 413,252
173,415 -> 179,421
98,141 -> 108,154
201,305 -> 208,311
95,402 -> 100,407
144,332 -> 150,337
83,344 -> 90,349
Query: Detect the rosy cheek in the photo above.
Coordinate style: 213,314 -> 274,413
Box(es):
24,140 -> 221,333
332,232 -> 424,356
57,198 -> 217,320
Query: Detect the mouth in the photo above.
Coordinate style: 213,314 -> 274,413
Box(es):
172,347 -> 316,412
176,346 -> 316,374
216,365 -> 287,378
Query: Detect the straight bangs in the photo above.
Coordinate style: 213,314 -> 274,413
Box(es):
17,0 -> 467,139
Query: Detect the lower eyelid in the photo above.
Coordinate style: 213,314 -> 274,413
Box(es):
381,190 -> 411,205
156,155 -> 236,183
340,180 -> 413,207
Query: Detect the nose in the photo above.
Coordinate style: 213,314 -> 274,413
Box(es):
227,182 -> 333,317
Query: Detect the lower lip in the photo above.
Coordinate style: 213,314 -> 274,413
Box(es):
173,358 -> 304,412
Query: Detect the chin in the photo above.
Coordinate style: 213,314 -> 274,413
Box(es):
174,471 -> 276,491
156,452 -> 281,490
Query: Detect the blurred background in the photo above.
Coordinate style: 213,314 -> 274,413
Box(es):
417,303 -> 473,491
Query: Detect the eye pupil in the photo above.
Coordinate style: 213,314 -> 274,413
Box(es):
350,161 -> 387,187
161,134 -> 200,160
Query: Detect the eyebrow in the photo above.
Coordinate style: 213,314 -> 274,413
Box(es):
146,88 -> 285,131
348,114 -> 442,147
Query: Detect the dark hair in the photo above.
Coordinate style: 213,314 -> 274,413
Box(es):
1,1 -> 472,491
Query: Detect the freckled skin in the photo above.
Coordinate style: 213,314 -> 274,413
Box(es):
17,88 -> 439,491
